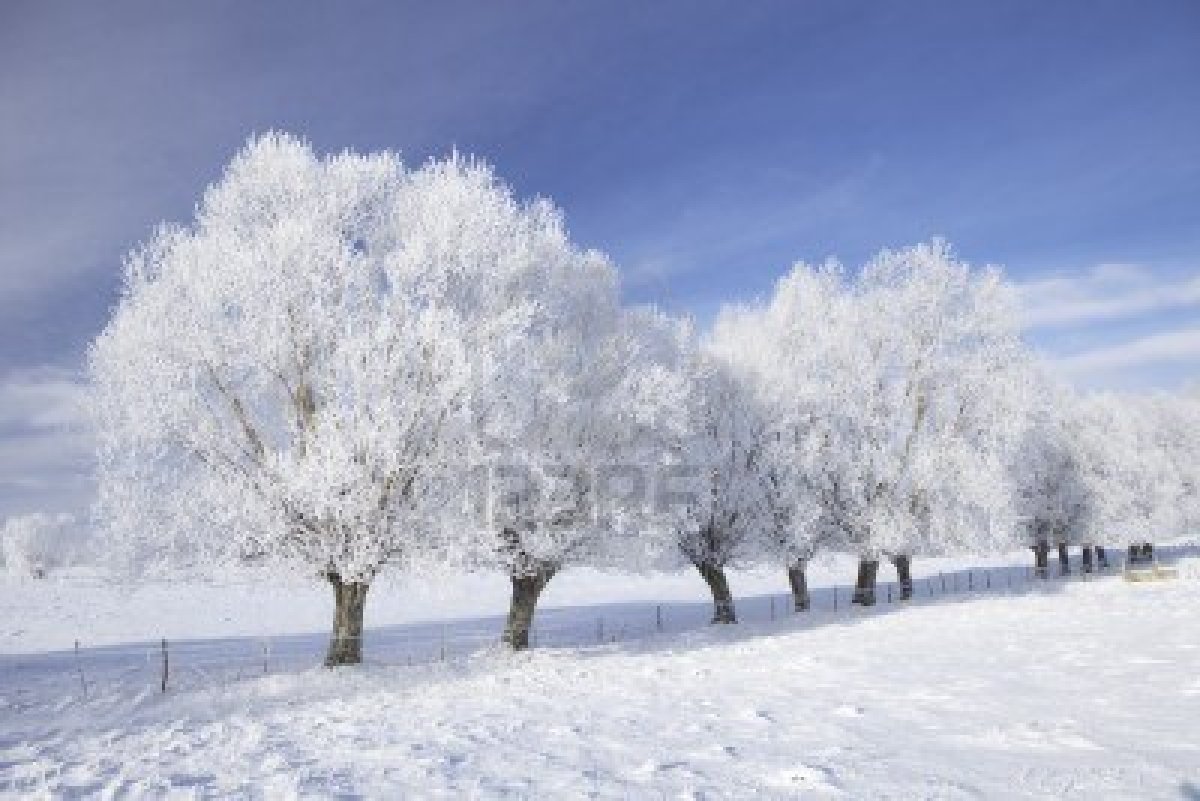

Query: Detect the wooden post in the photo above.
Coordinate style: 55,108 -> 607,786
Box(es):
656,605 -> 663,632
74,639 -> 87,699
160,638 -> 169,694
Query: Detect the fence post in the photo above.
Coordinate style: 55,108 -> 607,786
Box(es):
262,638 -> 271,675
968,572 -> 973,591
833,586 -> 838,611
160,638 -> 169,694
770,596 -> 776,621
596,618 -> 604,643
441,624 -> 448,660
940,572 -> 946,593
887,584 -> 892,603
74,639 -> 87,699
656,605 -> 663,633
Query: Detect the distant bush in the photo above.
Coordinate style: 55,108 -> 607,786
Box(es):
1,512 -> 79,578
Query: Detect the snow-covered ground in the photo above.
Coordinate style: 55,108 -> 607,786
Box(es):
0,552 -> 1079,655
2,553 -> 1199,797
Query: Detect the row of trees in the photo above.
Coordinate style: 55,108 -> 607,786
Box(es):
1017,387 -> 1197,574
87,134 -> 1200,665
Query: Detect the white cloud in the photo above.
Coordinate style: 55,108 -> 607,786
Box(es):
1016,262 -> 1200,390
0,366 -> 93,519
1053,328 -> 1200,386
0,366 -> 89,431
1016,263 -> 1200,329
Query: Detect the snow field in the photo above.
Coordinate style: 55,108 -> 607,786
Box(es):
2,558 -> 1199,798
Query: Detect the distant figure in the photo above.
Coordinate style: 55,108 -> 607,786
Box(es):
1127,543 -> 1154,564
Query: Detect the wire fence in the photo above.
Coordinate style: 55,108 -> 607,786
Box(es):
4,556 -> 1198,707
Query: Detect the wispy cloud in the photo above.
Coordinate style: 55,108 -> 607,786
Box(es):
0,366 -> 93,519
1015,262 -> 1200,391
1050,327 -> 1200,390
1016,263 -> 1200,329
0,366 -> 88,431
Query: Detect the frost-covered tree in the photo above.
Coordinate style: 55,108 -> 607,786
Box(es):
724,242 -> 1031,605
845,242 -> 1031,600
1078,394 -> 1159,562
1015,380 -> 1093,577
1150,394 -> 1200,545
708,292 -> 836,613
1074,392 -> 1200,563
1,512 -> 79,579
90,134 -> 578,666
429,174 -> 687,649
667,353 -> 779,624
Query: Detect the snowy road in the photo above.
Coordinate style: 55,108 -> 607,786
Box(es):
2,564 -> 1199,798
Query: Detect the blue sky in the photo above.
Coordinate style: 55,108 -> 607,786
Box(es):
1,0 -> 1197,517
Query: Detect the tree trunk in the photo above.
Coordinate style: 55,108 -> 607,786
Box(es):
1057,543 -> 1070,575
502,564 -> 556,650
1141,542 -> 1154,561
1033,541 -> 1049,578
853,559 -> 879,606
695,561 -> 737,623
890,554 -> 913,600
787,559 -> 810,612
325,574 -> 369,667
1096,546 -> 1108,568
1081,545 -> 1094,574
